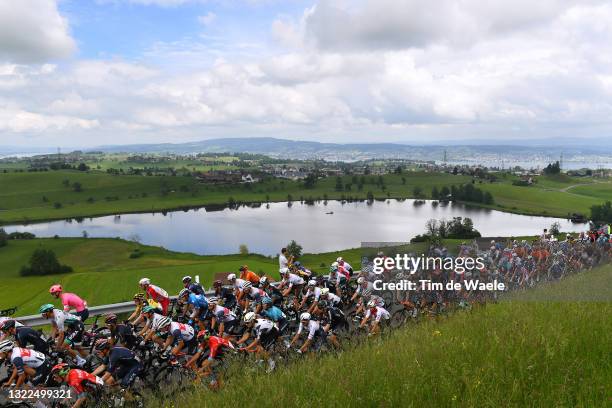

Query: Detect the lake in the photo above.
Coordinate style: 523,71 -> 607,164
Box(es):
3,200 -> 587,256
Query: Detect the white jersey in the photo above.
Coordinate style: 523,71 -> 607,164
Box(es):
365,307 -> 390,322
149,313 -> 166,330
325,292 -> 342,306
169,321 -> 194,341
212,305 -> 236,323
233,279 -> 247,290
297,320 -> 320,340
252,319 -> 275,340
52,309 -> 81,331
304,287 -> 322,301
11,347 -> 45,368
284,273 -> 304,288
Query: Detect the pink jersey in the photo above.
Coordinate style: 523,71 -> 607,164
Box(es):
60,292 -> 87,312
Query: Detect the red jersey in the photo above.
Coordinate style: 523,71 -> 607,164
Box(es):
146,284 -> 169,302
66,369 -> 104,395
202,336 -> 234,359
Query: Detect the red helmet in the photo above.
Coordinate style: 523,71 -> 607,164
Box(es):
49,284 -> 63,294
51,363 -> 70,377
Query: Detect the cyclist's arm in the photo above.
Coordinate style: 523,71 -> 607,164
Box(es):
244,338 -> 259,352
299,338 -> 312,353
91,364 -> 106,376
4,366 -> 17,386
185,350 -> 201,368
236,330 -> 250,346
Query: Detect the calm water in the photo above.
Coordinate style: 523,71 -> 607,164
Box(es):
3,200 -> 587,255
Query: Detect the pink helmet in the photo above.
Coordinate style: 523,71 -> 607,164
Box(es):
49,284 -> 63,294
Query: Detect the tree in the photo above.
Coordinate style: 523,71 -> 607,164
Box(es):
0,228 -> 7,248
401,177 -> 406,185
286,240 -> 303,259
590,201 -> 612,223
304,173 -> 317,189
431,186 -> 439,200
549,222 -> 561,235
543,161 -> 561,175
394,165 -> 403,174
239,244 -> 249,255
335,177 -> 343,191
20,248 -> 72,276
72,182 -> 83,192
77,163 -> 89,171
413,186 -> 423,198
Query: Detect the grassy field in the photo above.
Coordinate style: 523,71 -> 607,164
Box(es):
0,238 -> 432,316
162,263 -> 612,408
0,169 -> 609,225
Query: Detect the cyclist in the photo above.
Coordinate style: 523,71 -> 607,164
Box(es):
299,279 -> 322,313
320,288 -> 342,308
315,300 -> 346,344
0,340 -> 51,388
239,265 -> 261,286
260,297 -> 288,332
39,303 -> 87,367
360,300 -> 390,335
213,280 -> 237,309
104,314 -> 136,348
91,339 -> 142,389
327,265 -> 347,295
185,329 -> 234,390
207,298 -> 239,338
51,363 -> 105,408
182,275 -> 205,296
138,278 -> 170,315
0,317 -> 23,341
239,281 -> 270,313
336,257 -> 354,277
237,312 -> 278,372
278,267 -> 305,309
139,312 -> 171,347
49,284 -> 89,322
1,319 -> 48,354
288,312 -> 326,354
178,288 -> 208,327
158,318 -> 196,359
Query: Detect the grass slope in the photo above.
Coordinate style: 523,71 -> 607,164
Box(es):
165,264 -> 612,408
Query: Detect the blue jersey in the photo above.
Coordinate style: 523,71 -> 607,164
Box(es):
262,306 -> 285,322
105,347 -> 138,374
188,293 -> 208,310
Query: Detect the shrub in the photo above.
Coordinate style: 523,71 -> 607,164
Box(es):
0,228 -> 7,248
239,244 -> 249,255
286,240 -> 303,259
20,249 -> 72,276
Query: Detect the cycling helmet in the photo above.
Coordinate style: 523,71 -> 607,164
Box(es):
39,304 -> 54,314
320,288 -> 330,296
49,284 -> 63,294
329,266 -> 338,273
227,273 -> 236,281
308,279 -> 316,287
0,319 -> 16,331
357,277 -> 365,284
300,312 -> 311,321
260,276 -> 268,285
293,261 -> 301,267
241,281 -> 252,290
208,296 -> 218,305
0,340 -> 14,353
133,293 -> 145,300
139,278 -> 150,286
94,338 -> 110,352
51,363 -> 70,377
243,312 -> 256,323
262,297 -> 273,305
367,300 -> 377,308
104,314 -> 118,325
153,316 -> 171,331
279,267 -> 289,275
239,265 -> 248,271
331,261 -> 338,268
182,276 -> 192,283
213,280 -> 223,287
178,288 -> 190,298
336,257 -> 343,263
197,329 -> 211,342
142,305 -> 155,314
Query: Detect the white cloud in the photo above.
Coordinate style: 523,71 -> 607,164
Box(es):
0,0 -> 75,63
198,12 -> 217,26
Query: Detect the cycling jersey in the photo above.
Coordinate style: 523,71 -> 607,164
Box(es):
15,326 -> 48,354
11,347 -> 46,374
149,313 -> 167,330
324,292 -> 342,306
0,317 -> 23,329
365,307 -> 390,322
328,272 -> 347,286
111,324 -> 136,348
105,347 -> 138,375
245,287 -> 270,303
188,293 -> 208,310
66,369 -> 104,397
60,292 -> 87,313
356,282 -> 374,297
215,287 -> 236,307
283,273 -> 304,288
297,320 -> 321,340
211,305 -> 237,323
241,270 -> 260,284
233,278 -> 247,290
146,284 -> 169,302
187,282 -> 205,296
51,309 -> 81,331
252,319 -> 275,340
169,321 -> 195,341
202,336 -> 234,360
304,286 -> 322,301
261,306 -> 286,322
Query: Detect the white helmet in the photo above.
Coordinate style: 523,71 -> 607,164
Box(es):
208,297 -> 218,305
153,316 -> 171,331
300,312 -> 311,321
241,281 -> 252,290
308,279 -> 316,287
320,288 -> 330,296
367,300 -> 377,308
243,312 -> 256,323
331,261 -> 338,268
279,267 -> 289,275
357,277 -> 365,284
139,278 -> 150,286
336,257 -> 343,263
260,276 -> 268,285
0,340 -> 13,353
227,273 -> 236,281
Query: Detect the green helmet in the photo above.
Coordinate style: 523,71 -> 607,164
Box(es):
142,305 -> 155,314
39,304 -> 54,314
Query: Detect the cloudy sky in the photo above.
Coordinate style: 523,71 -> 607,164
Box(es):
1,0 -> 611,148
